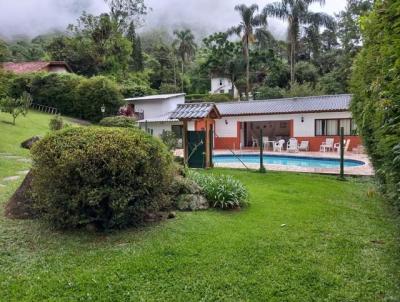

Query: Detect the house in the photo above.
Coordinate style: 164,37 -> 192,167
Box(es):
210,76 -> 239,98
126,93 -> 361,152
125,93 -> 185,137
210,95 -> 361,151
1,61 -> 72,74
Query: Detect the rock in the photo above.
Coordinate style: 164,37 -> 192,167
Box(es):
170,176 -> 202,196
21,136 -> 41,150
5,171 -> 36,219
167,211 -> 176,219
176,194 -> 209,211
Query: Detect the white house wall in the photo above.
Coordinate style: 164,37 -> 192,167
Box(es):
133,96 -> 185,119
215,111 -> 352,138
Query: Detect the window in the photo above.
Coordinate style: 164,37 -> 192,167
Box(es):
315,119 -> 356,136
220,90 -> 225,94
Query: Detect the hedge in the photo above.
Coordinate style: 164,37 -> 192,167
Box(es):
30,127 -> 174,229
0,72 -> 124,122
351,0 -> 400,207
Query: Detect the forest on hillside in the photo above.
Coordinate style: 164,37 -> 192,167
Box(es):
0,0 -> 373,101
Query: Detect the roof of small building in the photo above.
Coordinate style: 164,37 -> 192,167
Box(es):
216,94 -> 352,117
170,103 -> 221,120
1,61 -> 72,74
125,93 -> 185,102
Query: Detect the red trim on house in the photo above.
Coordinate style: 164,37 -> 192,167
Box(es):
294,136 -> 362,152
214,135 -> 362,152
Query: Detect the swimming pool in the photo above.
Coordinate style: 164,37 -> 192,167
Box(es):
213,154 -> 365,169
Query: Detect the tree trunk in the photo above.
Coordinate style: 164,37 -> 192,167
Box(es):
181,60 -> 184,93
245,37 -> 250,101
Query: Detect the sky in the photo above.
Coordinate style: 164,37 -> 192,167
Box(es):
0,0 -> 347,40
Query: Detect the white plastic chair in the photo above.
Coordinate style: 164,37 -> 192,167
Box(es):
252,136 -> 258,147
287,138 -> 299,153
273,139 -> 285,152
320,138 -> 335,152
262,136 -> 269,148
298,141 -> 309,152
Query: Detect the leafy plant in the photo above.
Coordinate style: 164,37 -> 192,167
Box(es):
160,130 -> 178,151
187,171 -> 249,209
0,92 -> 31,125
49,114 -> 64,131
30,127 -> 174,229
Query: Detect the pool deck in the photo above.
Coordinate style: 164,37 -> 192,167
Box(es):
174,149 -> 374,176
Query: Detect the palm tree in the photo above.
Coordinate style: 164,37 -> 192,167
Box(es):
264,0 -> 330,87
173,29 -> 197,91
228,4 -> 267,100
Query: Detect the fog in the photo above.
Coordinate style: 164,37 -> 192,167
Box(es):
0,0 -> 346,40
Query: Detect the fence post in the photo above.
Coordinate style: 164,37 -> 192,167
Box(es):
259,128 -> 266,173
339,127 -> 345,181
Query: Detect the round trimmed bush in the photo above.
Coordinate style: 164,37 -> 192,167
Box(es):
31,127 -> 174,229
99,116 -> 137,128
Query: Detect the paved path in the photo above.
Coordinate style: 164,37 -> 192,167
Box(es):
0,153 -> 30,188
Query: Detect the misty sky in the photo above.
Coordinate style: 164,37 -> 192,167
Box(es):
0,0 -> 347,40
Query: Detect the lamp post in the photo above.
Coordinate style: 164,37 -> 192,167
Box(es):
101,104 -> 106,118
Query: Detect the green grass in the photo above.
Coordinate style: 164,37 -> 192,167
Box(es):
0,111 -> 399,301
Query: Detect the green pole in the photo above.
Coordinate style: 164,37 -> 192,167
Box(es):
259,128 -> 266,173
339,127 -> 345,181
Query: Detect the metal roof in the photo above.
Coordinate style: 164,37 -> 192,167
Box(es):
216,94 -> 352,117
170,103 -> 221,120
125,93 -> 185,102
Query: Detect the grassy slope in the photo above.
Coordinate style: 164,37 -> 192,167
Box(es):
0,111 -> 399,301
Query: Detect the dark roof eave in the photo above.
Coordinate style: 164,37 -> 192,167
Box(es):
220,109 -> 350,117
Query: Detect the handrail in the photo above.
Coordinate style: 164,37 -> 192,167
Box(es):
213,132 -> 250,170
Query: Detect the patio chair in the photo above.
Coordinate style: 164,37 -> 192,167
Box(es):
287,138 -> 299,153
262,136 -> 269,149
252,136 -> 258,147
334,139 -> 351,153
298,141 -> 309,152
273,139 -> 285,152
320,138 -> 335,152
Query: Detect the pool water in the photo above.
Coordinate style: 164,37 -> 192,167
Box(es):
213,154 -> 365,169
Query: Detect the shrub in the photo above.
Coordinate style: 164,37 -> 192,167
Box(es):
254,86 -> 284,100
187,171 -> 249,209
186,93 -> 208,101
350,0 -> 400,207
160,130 -> 178,151
99,116 -> 137,128
76,76 -> 124,122
30,127 -> 174,229
204,93 -> 233,103
49,114 -> 64,131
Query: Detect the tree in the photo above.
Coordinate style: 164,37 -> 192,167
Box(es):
49,13 -> 132,76
0,92 -> 32,125
264,0 -> 329,87
173,29 -> 197,91
0,39 -> 10,62
228,4 -> 267,100
104,0 -> 148,31
126,21 -> 144,71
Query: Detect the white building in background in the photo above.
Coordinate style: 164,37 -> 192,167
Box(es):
210,76 -> 239,99
125,93 -> 184,137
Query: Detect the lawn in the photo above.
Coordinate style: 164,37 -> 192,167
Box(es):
0,111 -> 400,301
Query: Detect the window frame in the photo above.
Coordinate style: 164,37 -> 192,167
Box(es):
314,118 -> 356,136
